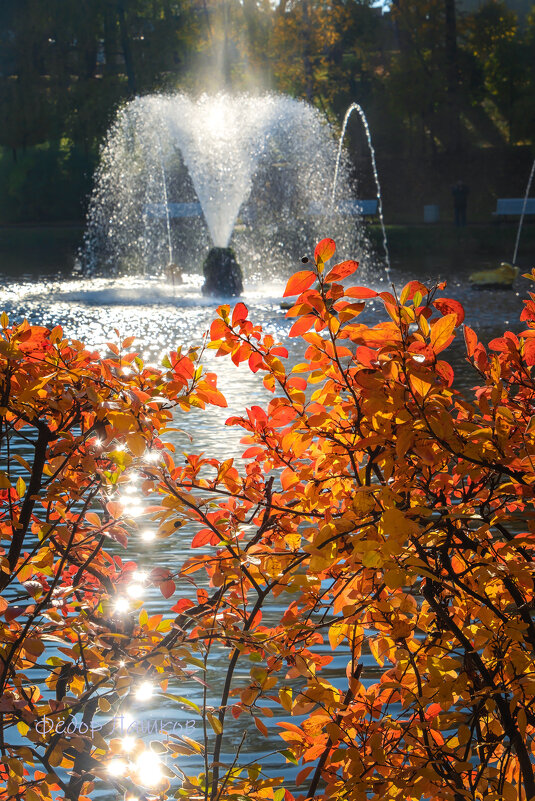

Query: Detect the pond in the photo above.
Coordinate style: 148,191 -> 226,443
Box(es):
0,228 -> 528,797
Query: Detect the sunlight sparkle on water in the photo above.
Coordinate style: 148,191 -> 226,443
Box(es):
107,757 -> 128,777
127,582 -> 145,599
124,497 -> 144,517
135,749 -> 163,786
121,735 -> 137,753
114,597 -> 130,614
135,680 -> 154,701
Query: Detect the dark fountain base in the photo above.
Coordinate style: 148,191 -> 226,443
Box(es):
202,247 -> 243,297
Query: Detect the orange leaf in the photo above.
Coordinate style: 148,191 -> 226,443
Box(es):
464,325 -> 478,357
232,302 -> 249,326
192,528 -> 217,548
325,260 -> 359,283
283,271 -> 317,298
248,351 -> 263,372
344,287 -> 378,299
254,716 -> 268,736
289,316 -> 315,337
314,238 -> 336,264
106,501 -> 123,519
430,313 -> 457,354
296,766 -> 314,787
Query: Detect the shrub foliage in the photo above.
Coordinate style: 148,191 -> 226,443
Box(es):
2,240 -> 535,801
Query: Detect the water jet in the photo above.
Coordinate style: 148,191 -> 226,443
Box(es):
332,102 -> 390,277
512,158 -> 535,267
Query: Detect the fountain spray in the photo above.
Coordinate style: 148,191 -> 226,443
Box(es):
333,103 -> 390,278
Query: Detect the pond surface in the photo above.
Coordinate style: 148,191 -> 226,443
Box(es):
0,235 -> 527,798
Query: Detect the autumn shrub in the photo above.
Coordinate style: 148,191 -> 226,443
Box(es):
0,319 -> 226,800
3,237 -> 535,801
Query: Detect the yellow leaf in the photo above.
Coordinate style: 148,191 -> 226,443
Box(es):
127,432 -> 147,457
207,712 -> 223,735
430,313 -> 456,353
328,622 -> 346,649
383,568 -> 406,589
279,687 -> 293,712
16,476 -> 26,498
98,697 -> 111,712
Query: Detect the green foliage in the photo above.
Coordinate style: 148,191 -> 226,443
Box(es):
0,143 -> 94,223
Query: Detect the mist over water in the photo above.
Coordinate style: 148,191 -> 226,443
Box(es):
83,91 -> 368,280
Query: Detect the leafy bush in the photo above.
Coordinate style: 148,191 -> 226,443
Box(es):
0,318 -> 225,799
3,239 -> 535,801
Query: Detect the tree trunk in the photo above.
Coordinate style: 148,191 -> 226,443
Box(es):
117,1 -> 136,95
444,0 -> 461,153
301,0 -> 313,102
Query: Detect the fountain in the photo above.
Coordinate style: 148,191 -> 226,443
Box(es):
82,92 -> 370,291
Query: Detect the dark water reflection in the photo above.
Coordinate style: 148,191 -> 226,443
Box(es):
0,252 -> 526,797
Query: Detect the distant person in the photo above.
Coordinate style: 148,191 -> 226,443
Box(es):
452,180 -> 469,227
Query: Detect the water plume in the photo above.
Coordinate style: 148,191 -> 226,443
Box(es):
82,91 -> 368,281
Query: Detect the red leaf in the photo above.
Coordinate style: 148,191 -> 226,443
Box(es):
160,579 -> 176,599
525,339 -> 535,366
356,346 -> 377,367
344,287 -> 378,299
5,605 -> 26,623
403,280 -> 429,300
191,528 -> 216,548
425,703 -> 442,720
314,238 -> 336,264
436,360 -> 454,386
232,302 -> 249,326
151,567 -> 171,581
248,351 -> 263,372
283,271 -> 317,298
325,260 -> 359,283
287,376 -> 307,390
433,297 -> 465,326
